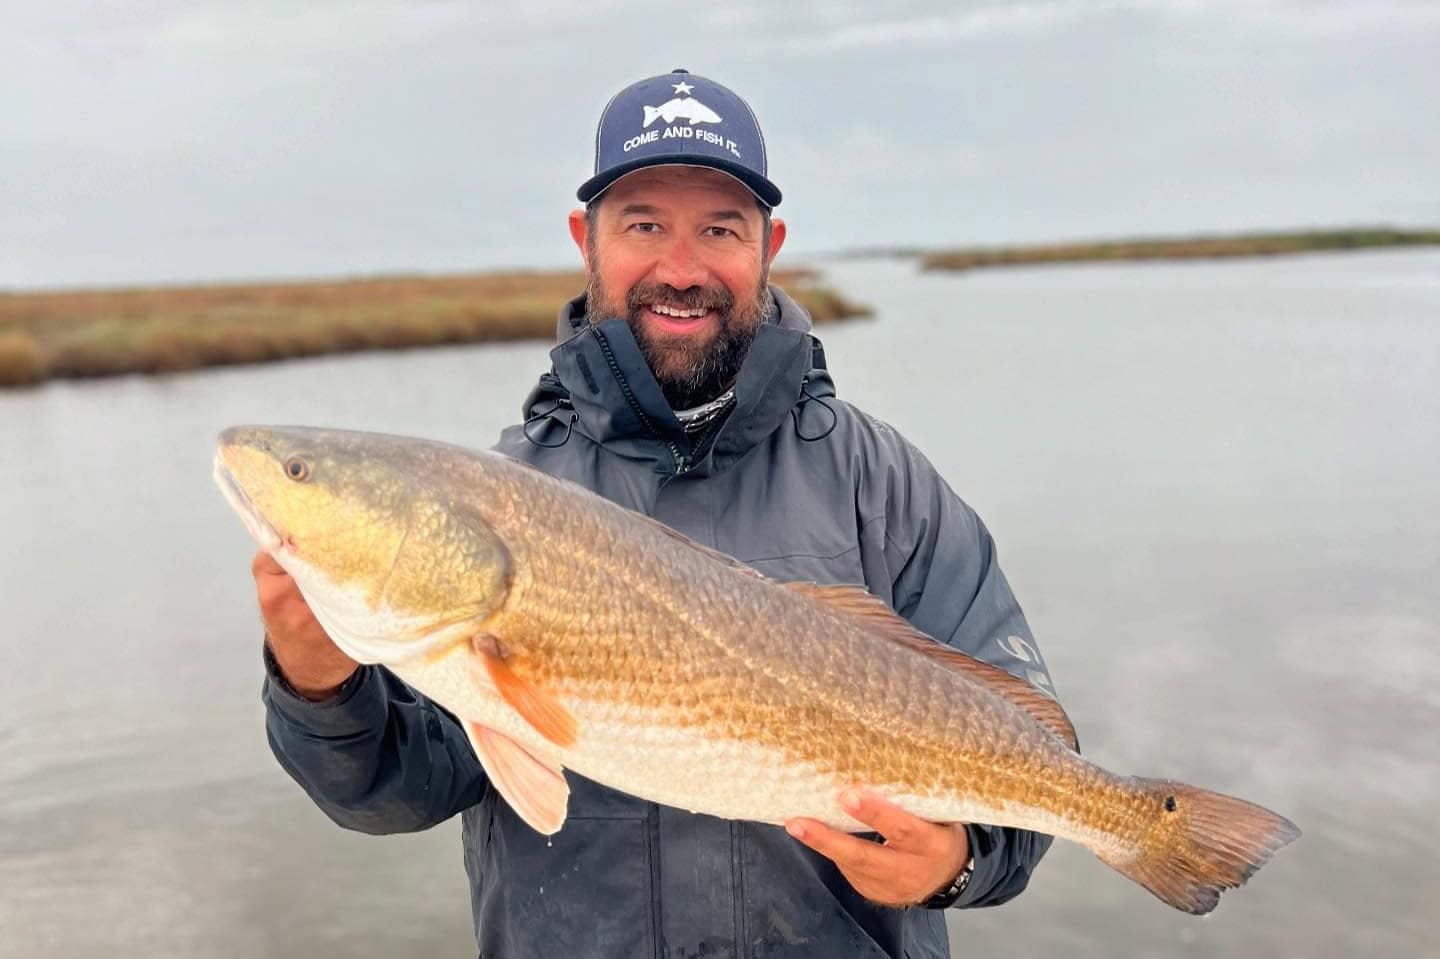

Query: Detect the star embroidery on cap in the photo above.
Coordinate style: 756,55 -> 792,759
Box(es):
671,80 -> 694,96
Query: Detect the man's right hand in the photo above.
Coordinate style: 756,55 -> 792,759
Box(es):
253,551 -> 359,701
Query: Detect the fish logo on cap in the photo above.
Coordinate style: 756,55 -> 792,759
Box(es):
643,80 -> 722,128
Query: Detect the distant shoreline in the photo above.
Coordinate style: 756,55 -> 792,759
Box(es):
0,269 -> 869,389
814,226 -> 1440,268
915,227 -> 1440,272
6,227 -> 1437,389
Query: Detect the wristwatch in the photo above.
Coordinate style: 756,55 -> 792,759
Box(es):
919,851 -> 975,909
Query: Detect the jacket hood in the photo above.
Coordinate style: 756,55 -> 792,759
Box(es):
520,285 -> 835,474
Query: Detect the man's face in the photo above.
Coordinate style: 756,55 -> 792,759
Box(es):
570,166 -> 786,409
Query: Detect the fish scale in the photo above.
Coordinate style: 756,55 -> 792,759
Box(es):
447,497 -> 1048,816
216,425 -> 1299,914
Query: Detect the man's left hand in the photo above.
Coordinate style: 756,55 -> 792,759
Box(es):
785,788 -> 970,908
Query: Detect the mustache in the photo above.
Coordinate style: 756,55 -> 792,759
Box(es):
625,281 -> 735,315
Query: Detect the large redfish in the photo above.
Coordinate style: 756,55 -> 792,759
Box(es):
214,425 -> 1298,914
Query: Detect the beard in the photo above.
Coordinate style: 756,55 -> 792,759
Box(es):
585,258 -> 772,410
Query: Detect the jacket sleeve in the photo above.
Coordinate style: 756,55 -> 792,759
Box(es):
262,643 -> 489,835
880,434 -> 1063,910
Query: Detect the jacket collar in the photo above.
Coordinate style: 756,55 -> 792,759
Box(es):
521,285 -> 835,472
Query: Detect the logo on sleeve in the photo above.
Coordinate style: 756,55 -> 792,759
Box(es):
999,634 -> 1056,697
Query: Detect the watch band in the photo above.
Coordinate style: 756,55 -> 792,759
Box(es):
919,852 -> 975,909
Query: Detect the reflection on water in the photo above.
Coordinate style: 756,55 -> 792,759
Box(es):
2,251 -> 1436,957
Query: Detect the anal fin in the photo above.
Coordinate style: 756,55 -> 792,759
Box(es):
463,720 -> 570,835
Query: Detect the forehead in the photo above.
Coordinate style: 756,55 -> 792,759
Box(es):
601,166 -> 757,215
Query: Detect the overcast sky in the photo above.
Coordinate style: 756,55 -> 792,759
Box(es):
3,0 -> 1437,289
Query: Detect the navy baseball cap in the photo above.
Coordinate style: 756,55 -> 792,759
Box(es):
578,68 -> 782,208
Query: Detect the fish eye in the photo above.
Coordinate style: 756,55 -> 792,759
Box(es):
283,457 -> 310,482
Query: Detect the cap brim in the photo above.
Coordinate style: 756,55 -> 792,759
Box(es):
577,155 -> 782,208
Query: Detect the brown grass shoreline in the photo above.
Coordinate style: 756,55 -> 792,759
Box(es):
919,227 -> 1440,272
0,269 -> 869,388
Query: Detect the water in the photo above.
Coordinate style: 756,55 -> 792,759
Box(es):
2,251 -> 1436,957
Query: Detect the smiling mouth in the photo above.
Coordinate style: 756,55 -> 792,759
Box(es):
650,303 -> 710,319
213,455 -> 283,551
645,303 -> 715,330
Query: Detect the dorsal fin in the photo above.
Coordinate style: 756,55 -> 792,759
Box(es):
783,582 -> 1079,752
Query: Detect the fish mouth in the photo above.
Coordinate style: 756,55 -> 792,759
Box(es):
213,454 -> 283,552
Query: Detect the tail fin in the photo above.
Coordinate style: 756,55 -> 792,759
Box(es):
643,105 -> 660,127
1099,778 -> 1300,915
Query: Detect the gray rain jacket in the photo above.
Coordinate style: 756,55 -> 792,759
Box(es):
263,287 -> 1060,959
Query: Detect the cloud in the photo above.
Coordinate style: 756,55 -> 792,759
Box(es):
751,0 -> 1440,55
1,0 -> 1437,286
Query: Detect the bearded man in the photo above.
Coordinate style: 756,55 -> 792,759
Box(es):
256,69 -> 1060,958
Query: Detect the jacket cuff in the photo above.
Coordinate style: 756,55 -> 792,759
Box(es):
262,641 -> 384,738
948,824 -> 1003,909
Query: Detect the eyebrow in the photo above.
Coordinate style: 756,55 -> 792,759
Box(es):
615,204 -> 751,223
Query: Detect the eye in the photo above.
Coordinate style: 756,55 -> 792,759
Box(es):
628,222 -> 661,234
704,226 -> 735,238
283,457 -> 310,482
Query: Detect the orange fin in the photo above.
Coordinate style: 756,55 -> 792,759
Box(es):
472,635 -> 578,748
784,581 -> 1079,751
463,720 -> 570,835
1099,778 -> 1299,914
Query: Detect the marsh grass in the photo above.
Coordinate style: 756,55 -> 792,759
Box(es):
919,227 -> 1440,272
0,269 -> 869,387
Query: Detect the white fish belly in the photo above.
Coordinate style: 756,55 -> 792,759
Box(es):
389,653 -> 1120,851
391,654 -> 868,829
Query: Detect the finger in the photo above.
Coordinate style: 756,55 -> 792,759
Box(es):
839,788 -> 937,850
785,819 -> 890,875
252,551 -> 286,577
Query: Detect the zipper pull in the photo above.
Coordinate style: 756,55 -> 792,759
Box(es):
673,455 -> 688,475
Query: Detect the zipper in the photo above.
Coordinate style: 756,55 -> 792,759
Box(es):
590,326 -> 689,475
684,413 -> 726,469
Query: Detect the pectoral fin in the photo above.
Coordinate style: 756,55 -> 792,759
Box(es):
463,720 -> 570,835
471,635 -> 578,748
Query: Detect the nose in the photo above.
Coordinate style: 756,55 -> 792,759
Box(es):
652,235 -> 709,291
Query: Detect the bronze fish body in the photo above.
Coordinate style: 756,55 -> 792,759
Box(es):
215,425 -> 1298,915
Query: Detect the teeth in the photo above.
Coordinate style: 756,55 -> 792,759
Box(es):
651,304 -> 707,318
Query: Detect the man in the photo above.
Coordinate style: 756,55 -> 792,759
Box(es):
256,69 -> 1059,958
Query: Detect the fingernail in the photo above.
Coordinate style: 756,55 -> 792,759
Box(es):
786,822 -> 805,840
840,789 -> 862,813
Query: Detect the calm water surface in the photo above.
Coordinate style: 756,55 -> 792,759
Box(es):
2,252 -> 1436,957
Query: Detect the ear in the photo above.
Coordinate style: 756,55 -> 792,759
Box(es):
766,217 -> 787,266
567,209 -> 589,270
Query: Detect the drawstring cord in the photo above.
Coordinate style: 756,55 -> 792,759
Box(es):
522,398 -> 577,449
792,377 -> 837,442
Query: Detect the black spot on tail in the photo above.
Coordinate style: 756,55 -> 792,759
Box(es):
1100,778 -> 1301,914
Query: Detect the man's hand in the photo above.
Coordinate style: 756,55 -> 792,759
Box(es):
252,551 -> 358,700
785,788 -> 971,908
